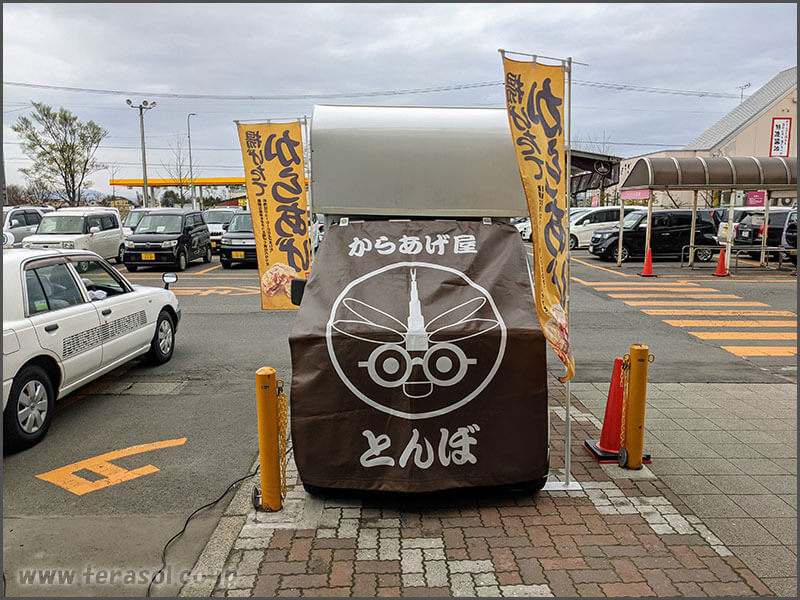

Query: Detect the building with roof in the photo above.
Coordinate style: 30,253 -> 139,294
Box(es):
615,66 -> 797,208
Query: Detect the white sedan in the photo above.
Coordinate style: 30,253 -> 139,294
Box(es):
3,248 -> 181,451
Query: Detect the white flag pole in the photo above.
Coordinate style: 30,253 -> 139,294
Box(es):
543,55 -> 582,492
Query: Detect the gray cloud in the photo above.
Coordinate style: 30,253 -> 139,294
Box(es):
3,3 -> 796,194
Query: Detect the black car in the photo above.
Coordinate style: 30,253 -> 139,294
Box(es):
783,212 -> 797,265
219,211 -> 257,268
588,209 -> 718,263
122,209 -> 211,272
732,208 -> 792,258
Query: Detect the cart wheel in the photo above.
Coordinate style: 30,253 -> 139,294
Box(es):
251,485 -> 262,509
618,446 -> 628,468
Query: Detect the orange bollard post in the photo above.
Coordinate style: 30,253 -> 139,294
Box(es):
639,248 -> 656,277
712,247 -> 729,277
255,367 -> 282,511
619,345 -> 652,470
584,357 -> 651,464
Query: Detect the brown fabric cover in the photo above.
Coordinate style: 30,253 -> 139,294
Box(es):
289,220 -> 549,492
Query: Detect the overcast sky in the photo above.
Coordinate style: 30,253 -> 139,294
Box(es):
3,2 -> 797,197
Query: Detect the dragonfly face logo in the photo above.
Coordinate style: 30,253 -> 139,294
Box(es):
326,262 -> 506,420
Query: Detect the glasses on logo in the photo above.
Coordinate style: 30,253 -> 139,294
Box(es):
358,342 -> 476,389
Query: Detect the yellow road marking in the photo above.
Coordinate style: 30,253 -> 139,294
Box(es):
721,346 -> 797,357
172,286 -> 260,296
626,301 -> 768,306
576,280 -> 702,286
36,438 -> 188,496
609,294 -> 741,299
664,320 -> 797,327
595,287 -> 720,292
571,257 -> 635,277
689,331 -> 796,340
643,309 -> 796,316
195,264 -> 222,274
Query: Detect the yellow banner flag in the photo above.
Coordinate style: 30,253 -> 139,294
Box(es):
237,121 -> 310,310
502,56 -> 575,381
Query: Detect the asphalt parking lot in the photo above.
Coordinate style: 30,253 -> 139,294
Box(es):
3,247 -> 796,596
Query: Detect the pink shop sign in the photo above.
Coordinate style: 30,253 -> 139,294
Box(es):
746,191 -> 765,207
621,189 -> 650,201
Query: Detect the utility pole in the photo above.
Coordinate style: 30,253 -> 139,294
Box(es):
187,113 -> 197,210
126,99 -> 157,208
736,82 -> 751,103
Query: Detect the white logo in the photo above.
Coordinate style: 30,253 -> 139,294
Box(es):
326,262 -> 506,420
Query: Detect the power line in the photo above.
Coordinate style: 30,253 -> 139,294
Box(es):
3,79 -> 744,100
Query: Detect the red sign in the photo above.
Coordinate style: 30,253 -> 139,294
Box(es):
746,191 -> 765,207
621,189 -> 650,201
769,117 -> 792,158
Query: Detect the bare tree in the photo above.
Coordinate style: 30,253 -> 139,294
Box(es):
25,177 -> 55,205
6,184 -> 26,205
572,128 -> 613,154
160,135 -> 199,207
105,162 -> 123,200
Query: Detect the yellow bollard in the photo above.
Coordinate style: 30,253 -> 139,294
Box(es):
255,366 -> 281,511
622,344 -> 652,470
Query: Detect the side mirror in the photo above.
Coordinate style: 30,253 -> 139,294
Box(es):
290,278 -> 306,306
581,219 -> 589,226
162,272 -> 178,289
222,223 -> 229,230
184,225 -> 192,234
89,226 -> 100,234
10,219 -> 20,228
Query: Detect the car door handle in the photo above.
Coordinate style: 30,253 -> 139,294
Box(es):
102,308 -> 112,316
44,324 -> 59,332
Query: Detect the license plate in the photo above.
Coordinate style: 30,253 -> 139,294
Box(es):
232,251 -> 245,259
141,253 -> 155,261
211,241 -> 217,248
742,231 -> 750,238
588,245 -> 594,252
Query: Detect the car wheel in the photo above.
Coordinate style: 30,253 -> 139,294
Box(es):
569,235 -> 578,251
147,310 -> 175,365
126,264 -> 138,272
3,364 -> 54,452
695,248 -> 715,262
203,245 -> 212,263
612,244 -> 630,263
220,260 -> 232,269
116,245 -> 125,264
175,250 -> 188,272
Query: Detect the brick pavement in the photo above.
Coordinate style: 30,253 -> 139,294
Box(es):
179,378 -> 796,598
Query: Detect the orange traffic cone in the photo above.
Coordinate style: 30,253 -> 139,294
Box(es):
584,357 -> 651,464
639,248 -> 656,277
712,247 -> 729,277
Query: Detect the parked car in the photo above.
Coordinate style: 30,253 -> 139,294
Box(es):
782,210 -> 797,264
714,207 -> 771,244
203,206 -> 242,253
514,217 -> 532,241
122,208 -> 211,272
570,206 -> 638,250
2,205 -> 47,247
219,211 -> 256,268
588,209 -> 718,262
2,248 -> 180,451
733,208 -> 793,259
22,208 -> 125,264
569,207 -> 592,222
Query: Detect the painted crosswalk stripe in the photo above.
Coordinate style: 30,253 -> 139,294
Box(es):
625,301 -> 769,306
689,331 -> 796,340
595,287 -> 723,292
643,310 -> 796,316
609,294 -> 742,299
720,346 -> 797,357
663,320 -> 797,327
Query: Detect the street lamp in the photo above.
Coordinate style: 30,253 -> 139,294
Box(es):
126,98 -> 157,208
187,113 -> 197,210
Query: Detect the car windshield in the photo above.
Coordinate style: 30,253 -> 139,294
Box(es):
37,215 -> 86,234
123,211 -> 145,227
227,213 -> 253,233
135,214 -> 183,234
623,212 -> 645,228
570,209 -> 590,222
204,210 -> 235,224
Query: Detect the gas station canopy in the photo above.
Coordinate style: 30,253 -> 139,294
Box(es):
620,156 -> 797,191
